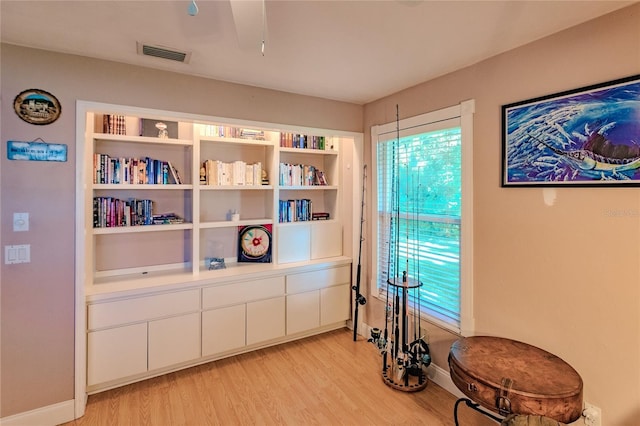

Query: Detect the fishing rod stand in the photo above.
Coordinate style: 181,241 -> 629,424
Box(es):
369,273 -> 431,392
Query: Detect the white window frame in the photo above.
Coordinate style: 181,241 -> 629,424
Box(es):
370,100 -> 475,336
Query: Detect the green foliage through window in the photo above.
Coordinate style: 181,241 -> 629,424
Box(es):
377,127 -> 462,326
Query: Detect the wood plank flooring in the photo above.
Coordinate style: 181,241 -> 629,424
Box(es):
62,328 -> 496,425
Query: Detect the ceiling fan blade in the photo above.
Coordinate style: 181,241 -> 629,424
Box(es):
229,0 -> 265,51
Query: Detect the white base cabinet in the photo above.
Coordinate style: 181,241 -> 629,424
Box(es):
202,304 -> 246,356
87,288 -> 200,388
87,323 -> 147,386
201,275 -> 286,353
286,291 -> 320,335
87,261 -> 350,393
247,297 -> 286,345
286,264 -> 351,336
321,284 -> 351,325
148,313 -> 201,371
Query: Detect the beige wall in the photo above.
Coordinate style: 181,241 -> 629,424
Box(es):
0,44 -> 361,417
363,4 -> 640,425
2,3 -> 639,423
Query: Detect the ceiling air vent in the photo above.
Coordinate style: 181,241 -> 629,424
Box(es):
137,42 -> 191,63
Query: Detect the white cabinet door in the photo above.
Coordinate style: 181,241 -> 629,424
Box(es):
148,313 -> 200,371
286,291 -> 320,335
311,221 -> 343,259
202,304 -> 246,356
321,283 -> 351,325
87,323 -> 147,386
277,224 -> 311,264
246,297 -> 285,345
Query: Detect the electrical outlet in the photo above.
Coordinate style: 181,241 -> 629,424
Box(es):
5,244 -> 31,264
583,402 -> 601,426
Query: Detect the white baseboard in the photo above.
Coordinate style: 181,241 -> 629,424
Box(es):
0,399 -> 75,426
426,362 -> 465,399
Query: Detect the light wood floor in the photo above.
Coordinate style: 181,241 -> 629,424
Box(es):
62,328 -> 496,425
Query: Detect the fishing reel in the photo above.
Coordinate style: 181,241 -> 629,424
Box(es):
352,289 -> 367,306
408,338 -> 431,375
408,337 -> 432,370
397,342 -> 432,379
368,327 -> 387,354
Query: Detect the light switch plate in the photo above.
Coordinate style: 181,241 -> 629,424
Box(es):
13,213 -> 29,232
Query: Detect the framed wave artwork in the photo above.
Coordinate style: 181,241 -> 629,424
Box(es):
502,74 -> 640,187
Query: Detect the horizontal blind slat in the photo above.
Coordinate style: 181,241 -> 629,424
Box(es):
377,126 -> 462,327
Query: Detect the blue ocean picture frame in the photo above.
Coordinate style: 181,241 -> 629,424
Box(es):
502,74 -> 640,186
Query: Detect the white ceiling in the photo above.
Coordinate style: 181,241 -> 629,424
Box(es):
1,0 -> 634,105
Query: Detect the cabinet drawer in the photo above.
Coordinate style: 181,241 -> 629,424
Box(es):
286,265 -> 350,294
202,276 -> 285,309
88,289 -> 200,330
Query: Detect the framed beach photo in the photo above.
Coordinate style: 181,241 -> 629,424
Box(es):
502,74 -> 640,186
13,88 -> 61,125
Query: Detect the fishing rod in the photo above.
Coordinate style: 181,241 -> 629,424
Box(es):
377,107 -> 400,372
352,164 -> 367,341
368,105 -> 431,390
385,105 -> 401,373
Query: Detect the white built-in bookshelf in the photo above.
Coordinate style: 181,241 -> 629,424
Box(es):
78,103 -> 360,289
75,101 -> 362,402
75,101 -> 362,400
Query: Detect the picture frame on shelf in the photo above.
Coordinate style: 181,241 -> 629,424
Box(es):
140,118 -> 178,139
206,257 -> 226,270
502,74 -> 640,187
237,224 -> 272,263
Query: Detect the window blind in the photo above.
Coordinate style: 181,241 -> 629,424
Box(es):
377,125 -> 462,327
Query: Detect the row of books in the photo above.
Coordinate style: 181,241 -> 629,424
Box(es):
200,125 -> 265,140
280,133 -> 327,150
279,163 -> 328,186
279,199 -> 313,223
93,197 -> 185,228
201,160 -> 263,186
94,197 -> 149,227
103,114 -> 126,135
93,154 -> 182,185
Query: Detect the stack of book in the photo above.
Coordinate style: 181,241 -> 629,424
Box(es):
93,197 -> 154,228
93,198 -> 185,228
312,212 -> 330,221
280,133 -> 326,150
103,114 -> 126,135
93,154 -> 181,185
152,213 -> 185,225
199,125 -> 265,140
202,160 -> 262,186
279,199 -> 313,223
279,163 -> 328,186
